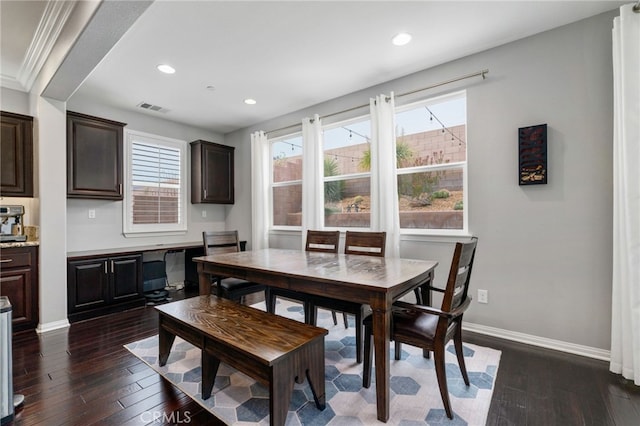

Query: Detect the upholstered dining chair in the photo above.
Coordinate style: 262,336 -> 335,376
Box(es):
202,231 -> 267,304
310,231 -> 386,363
266,230 -> 340,324
362,237 -> 478,420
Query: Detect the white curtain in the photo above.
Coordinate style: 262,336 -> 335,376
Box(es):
251,131 -> 270,250
610,4 -> 640,386
369,93 -> 400,257
301,115 -> 324,249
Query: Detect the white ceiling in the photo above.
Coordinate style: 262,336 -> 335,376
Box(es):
1,1 -> 626,134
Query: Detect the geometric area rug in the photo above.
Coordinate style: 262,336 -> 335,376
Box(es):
125,300 -> 501,425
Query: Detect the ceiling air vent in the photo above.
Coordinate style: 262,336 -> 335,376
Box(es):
137,102 -> 168,113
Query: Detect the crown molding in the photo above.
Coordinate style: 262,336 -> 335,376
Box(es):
16,1 -> 75,93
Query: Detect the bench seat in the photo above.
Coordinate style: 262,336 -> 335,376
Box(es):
155,295 -> 327,426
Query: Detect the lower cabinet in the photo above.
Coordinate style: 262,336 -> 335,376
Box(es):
67,253 -> 144,321
0,246 -> 38,332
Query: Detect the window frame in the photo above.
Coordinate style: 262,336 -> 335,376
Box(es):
122,129 -> 188,237
269,132 -> 303,230
321,114 -> 373,231
394,90 -> 468,236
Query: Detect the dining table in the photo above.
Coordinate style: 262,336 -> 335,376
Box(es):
193,248 -> 438,422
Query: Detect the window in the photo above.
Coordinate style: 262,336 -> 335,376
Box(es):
395,91 -> 467,232
123,130 -> 187,236
322,116 -> 372,228
270,134 -> 303,227
264,90 -> 467,235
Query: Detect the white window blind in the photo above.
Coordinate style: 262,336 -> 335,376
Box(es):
123,130 -> 187,236
131,142 -> 181,224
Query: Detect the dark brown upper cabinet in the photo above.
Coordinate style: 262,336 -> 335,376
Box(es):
67,111 -> 126,200
191,140 -> 235,204
1,111 -> 34,197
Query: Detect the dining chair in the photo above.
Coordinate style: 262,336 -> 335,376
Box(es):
266,230 -> 340,324
202,231 -> 267,304
310,231 -> 386,363
362,237 -> 478,420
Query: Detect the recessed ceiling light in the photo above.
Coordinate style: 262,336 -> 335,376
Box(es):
392,32 -> 412,46
157,64 -> 176,74
244,98 -> 257,105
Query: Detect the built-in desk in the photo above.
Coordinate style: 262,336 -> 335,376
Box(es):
67,241 -> 203,259
67,242 -> 202,321
66,241 -> 246,321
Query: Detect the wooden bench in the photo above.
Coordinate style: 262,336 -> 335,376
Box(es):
155,295 -> 327,426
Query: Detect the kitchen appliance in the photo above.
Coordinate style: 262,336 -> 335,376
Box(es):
1,297 -> 14,424
0,206 -> 26,243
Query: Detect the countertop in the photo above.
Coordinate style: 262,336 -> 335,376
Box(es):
0,240 -> 39,249
67,241 -> 203,259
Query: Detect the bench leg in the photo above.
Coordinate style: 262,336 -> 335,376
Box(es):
202,349 -> 221,400
158,326 -> 176,367
270,364 -> 295,426
305,339 -> 326,410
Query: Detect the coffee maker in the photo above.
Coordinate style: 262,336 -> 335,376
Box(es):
0,205 -> 26,243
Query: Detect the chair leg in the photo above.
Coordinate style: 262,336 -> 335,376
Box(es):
414,288 -> 423,304
342,312 -> 349,329
331,310 -> 338,326
266,290 -> 276,314
303,301 -> 313,325
434,343 -> 454,419
362,322 -> 373,388
394,341 -> 401,360
454,321 -> 470,386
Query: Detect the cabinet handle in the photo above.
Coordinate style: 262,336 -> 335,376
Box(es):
0,259 -> 13,263
104,261 -> 108,274
111,260 -> 114,274
203,188 -> 207,198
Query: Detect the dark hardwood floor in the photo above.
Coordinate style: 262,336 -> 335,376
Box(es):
8,288 -> 640,425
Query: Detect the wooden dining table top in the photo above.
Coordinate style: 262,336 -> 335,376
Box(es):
192,248 -> 437,296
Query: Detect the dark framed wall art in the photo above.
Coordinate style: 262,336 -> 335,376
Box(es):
518,123 -> 547,185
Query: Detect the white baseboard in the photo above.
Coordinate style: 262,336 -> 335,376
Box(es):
36,319 -> 70,334
463,322 -> 611,361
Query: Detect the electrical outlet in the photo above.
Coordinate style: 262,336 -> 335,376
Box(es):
88,209 -> 96,219
201,210 -> 207,218
477,289 -> 488,304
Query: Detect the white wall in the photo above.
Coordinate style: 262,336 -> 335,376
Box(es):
225,11 -> 616,352
0,88 -> 39,225
65,95 -> 233,252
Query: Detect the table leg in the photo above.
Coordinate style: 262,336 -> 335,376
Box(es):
198,263 -> 211,296
372,301 -> 391,422
158,321 -> 176,366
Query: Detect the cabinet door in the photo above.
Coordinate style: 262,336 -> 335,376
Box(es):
67,111 -> 126,200
0,267 -> 34,331
191,140 -> 234,204
0,246 -> 38,332
1,111 -> 33,197
110,254 -> 143,302
67,258 -> 109,312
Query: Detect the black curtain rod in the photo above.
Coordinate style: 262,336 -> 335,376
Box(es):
264,69 -> 489,136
